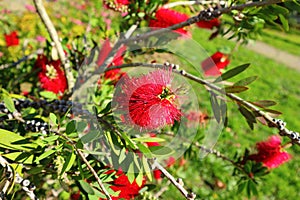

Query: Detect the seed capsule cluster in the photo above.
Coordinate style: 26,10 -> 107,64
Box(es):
273,118 -> 300,144
0,99 -> 90,116
0,160 -> 38,200
25,120 -> 49,135
1,99 -> 92,134
198,7 -> 222,21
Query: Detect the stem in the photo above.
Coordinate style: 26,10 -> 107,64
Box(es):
153,181 -> 171,198
119,0 -> 283,44
150,159 -> 196,200
163,0 -> 221,9
55,132 -> 112,200
33,0 -> 74,92
105,62 -> 300,146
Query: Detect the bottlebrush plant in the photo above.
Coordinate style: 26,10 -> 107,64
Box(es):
0,0 -> 299,200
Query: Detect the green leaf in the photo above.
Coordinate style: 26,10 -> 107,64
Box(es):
81,130 -> 99,144
210,93 -> 221,123
136,143 -> 153,158
225,86 -> 248,93
35,149 -> 56,163
142,156 -> 152,182
238,106 -> 256,124
66,120 -> 76,135
49,113 -> 57,126
136,170 -> 144,187
39,91 -> 57,99
118,148 -> 127,164
237,181 -> 247,194
0,129 -> 38,151
263,108 -> 282,115
60,151 -> 76,175
3,152 -> 34,164
79,180 -> 95,195
279,14 -> 289,31
132,137 -> 165,143
127,164 -> 135,184
251,100 -> 277,108
3,95 -> 15,113
234,76 -> 258,86
214,63 -> 251,83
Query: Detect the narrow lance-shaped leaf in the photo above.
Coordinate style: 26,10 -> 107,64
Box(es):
251,100 -> 277,108
225,86 -> 248,93
210,92 -> 221,123
238,105 -> 256,130
79,180 -> 95,195
234,76 -> 258,86
3,95 -> 15,113
279,14 -> 289,31
214,63 -> 251,83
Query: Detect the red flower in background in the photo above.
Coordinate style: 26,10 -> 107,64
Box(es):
5,31 -> 19,47
196,18 -> 221,29
104,0 -> 130,12
97,39 -> 126,82
201,51 -> 230,76
248,136 -> 291,169
100,168 -> 145,200
116,69 -> 181,130
35,54 -> 67,94
149,8 -> 189,35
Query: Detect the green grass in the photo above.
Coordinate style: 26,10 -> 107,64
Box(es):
161,28 -> 300,199
259,28 -> 300,56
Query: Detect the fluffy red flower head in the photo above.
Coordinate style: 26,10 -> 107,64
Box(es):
248,136 -> 291,169
35,54 -> 67,94
97,39 -> 126,82
201,51 -> 230,76
5,31 -> 19,47
115,69 -> 182,130
196,18 -> 221,29
149,8 -> 189,35
101,168 -> 145,200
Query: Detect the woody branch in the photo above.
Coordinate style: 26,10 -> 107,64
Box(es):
33,0 -> 74,92
105,62 -> 300,146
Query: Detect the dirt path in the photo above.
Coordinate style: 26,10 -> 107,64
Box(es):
246,41 -> 300,72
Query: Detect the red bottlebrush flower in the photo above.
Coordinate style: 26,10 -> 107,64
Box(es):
115,69 -> 182,130
70,190 -> 81,200
153,169 -> 162,180
101,168 -> 145,200
201,51 -> 230,76
196,18 -> 221,29
97,39 -> 126,82
35,54 -> 67,94
166,156 -> 176,167
248,136 -> 291,169
4,31 -> 19,47
149,8 -> 189,35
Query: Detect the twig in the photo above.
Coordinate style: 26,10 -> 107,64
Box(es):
153,181 -> 171,198
150,159 -> 196,200
118,0 -> 283,44
104,62 -> 300,146
194,142 -> 248,175
53,132 -> 112,200
0,49 -> 42,70
33,0 -> 74,92
163,0 -> 222,9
